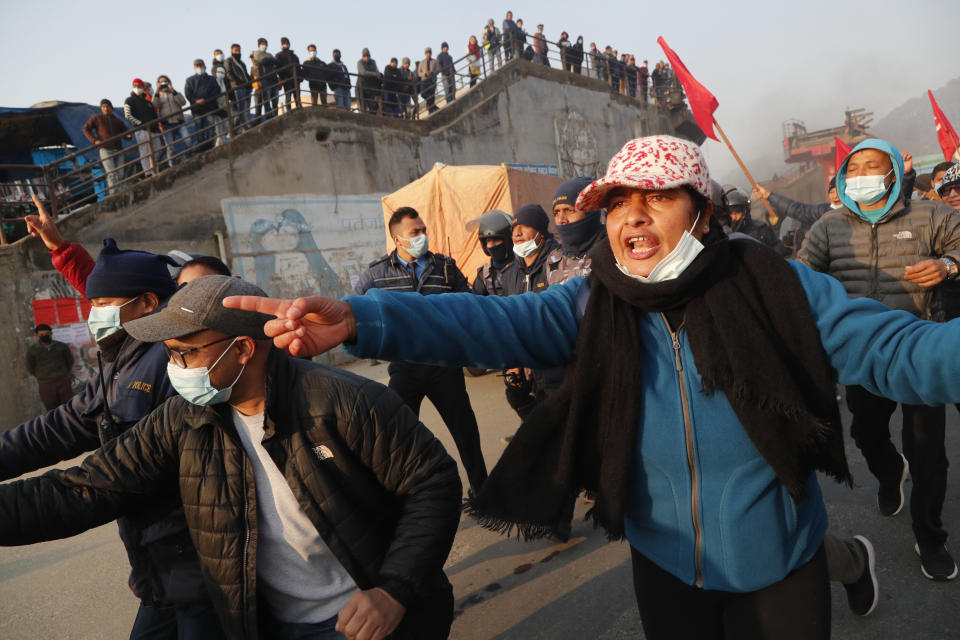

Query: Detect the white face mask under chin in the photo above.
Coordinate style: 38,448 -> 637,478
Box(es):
616,212 -> 705,283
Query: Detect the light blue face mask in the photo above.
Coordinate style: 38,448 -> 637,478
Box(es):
87,297 -> 137,342
616,212 -> 705,283
166,337 -> 246,406
405,233 -> 429,259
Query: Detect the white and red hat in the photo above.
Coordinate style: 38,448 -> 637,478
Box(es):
576,135 -> 710,212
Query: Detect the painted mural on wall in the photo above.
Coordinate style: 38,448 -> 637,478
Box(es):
221,195 -> 389,301
554,111 -> 603,179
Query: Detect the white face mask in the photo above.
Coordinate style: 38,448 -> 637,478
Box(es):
845,170 -> 893,205
403,234 -> 429,259
133,87 -> 144,95
616,212 -> 705,283
513,235 -> 541,259
215,53 -> 224,62
308,50 -> 317,59
87,297 -> 137,342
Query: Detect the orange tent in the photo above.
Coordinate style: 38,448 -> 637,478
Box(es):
381,163 -> 564,283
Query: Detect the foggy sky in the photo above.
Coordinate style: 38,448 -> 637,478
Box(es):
2,0 -> 956,185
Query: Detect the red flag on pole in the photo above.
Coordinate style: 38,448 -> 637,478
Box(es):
834,136 -> 853,171
657,36 -> 719,141
928,90 -> 960,162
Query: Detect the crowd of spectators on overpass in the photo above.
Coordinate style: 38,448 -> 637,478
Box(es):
60,13 -> 685,208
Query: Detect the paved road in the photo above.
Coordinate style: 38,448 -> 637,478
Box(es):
0,361 -> 957,639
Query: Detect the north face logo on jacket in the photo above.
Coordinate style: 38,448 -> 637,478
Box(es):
312,444 -> 335,461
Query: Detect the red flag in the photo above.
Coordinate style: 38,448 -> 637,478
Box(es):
657,36 -> 719,141
929,90 -> 959,162
834,136 -> 853,171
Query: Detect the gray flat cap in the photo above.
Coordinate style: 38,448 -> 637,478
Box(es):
125,275 -> 271,342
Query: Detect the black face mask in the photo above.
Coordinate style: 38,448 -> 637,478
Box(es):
38,335 -> 52,345
487,241 -> 514,268
556,210 -> 605,257
232,52 -> 241,61
334,54 -> 341,61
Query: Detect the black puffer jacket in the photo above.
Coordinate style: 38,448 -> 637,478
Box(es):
0,351 -> 462,639
0,333 -> 207,606
799,198 -> 960,318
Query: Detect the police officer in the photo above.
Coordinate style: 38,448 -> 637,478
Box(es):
725,186 -> 787,254
545,176 -> 605,286
468,209 -> 518,296
1,219 -> 224,637
354,206 -> 487,494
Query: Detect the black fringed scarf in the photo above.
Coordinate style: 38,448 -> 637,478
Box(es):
467,237 -> 852,540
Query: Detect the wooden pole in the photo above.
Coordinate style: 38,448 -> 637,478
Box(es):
712,116 -> 780,225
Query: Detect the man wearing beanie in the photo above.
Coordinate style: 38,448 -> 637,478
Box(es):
545,176 -> 605,285
510,203 -> 560,294
496,203 -> 561,423
0,229 -> 224,637
0,276 -> 461,640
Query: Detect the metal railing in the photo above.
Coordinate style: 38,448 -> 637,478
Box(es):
4,37 -> 676,243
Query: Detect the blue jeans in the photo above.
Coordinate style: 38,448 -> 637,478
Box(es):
192,114 -> 216,152
232,86 -> 251,127
333,88 -> 350,109
130,601 -> 225,640
260,613 -> 344,640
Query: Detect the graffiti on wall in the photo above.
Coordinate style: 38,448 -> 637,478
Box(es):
554,111 -> 603,179
221,195 -> 389,300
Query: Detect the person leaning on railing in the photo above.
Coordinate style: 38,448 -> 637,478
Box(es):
416,48 -> 439,115
398,57 -> 416,118
152,75 -> 188,169
327,49 -> 351,110
302,44 -> 328,107
81,99 -> 131,196
184,59 -> 220,153
466,36 -> 482,87
224,43 -> 252,129
382,58 -> 404,118
482,19 -> 502,71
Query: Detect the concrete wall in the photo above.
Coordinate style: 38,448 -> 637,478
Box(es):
0,60 -> 697,427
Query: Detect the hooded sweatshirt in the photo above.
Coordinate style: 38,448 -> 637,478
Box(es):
836,138 -> 904,224
800,138 -> 960,318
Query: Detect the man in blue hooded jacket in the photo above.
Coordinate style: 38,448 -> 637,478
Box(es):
800,138 -> 960,581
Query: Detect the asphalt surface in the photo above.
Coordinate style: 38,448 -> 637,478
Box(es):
0,361 -> 957,639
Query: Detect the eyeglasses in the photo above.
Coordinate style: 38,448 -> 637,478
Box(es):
941,185 -> 960,198
165,335 -> 236,369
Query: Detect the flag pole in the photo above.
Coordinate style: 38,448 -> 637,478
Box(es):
712,116 -> 780,224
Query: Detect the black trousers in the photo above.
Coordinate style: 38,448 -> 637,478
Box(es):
846,385 -> 948,545
388,362 -> 487,493
631,545 -> 829,640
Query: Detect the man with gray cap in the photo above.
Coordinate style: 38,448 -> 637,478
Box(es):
357,48 -> 381,114
0,275 -> 461,640
416,47 -> 439,114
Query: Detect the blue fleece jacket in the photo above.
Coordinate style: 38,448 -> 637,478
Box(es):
345,261 -> 960,591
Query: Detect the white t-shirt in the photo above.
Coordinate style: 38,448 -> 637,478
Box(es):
231,409 -> 358,623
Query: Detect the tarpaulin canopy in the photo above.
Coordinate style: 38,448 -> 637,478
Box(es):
0,102 -> 125,164
381,163 -> 563,282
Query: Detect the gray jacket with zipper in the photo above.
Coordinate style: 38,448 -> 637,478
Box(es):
798,198 -> 960,318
